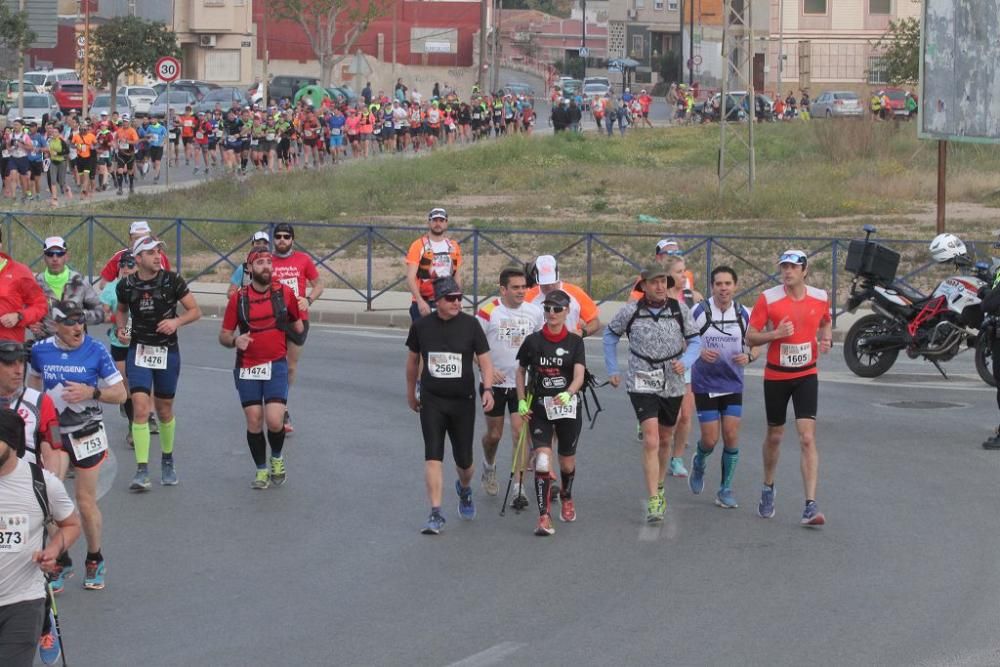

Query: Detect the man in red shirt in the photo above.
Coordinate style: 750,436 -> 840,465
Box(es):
0,228 -> 47,343
746,249 -> 832,527
270,223 -> 323,433
638,89 -> 654,128
219,248 -> 303,489
97,221 -> 172,288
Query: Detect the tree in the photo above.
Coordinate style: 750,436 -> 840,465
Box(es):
875,16 -> 920,85
0,2 -> 36,115
92,16 -> 180,114
271,0 -> 392,87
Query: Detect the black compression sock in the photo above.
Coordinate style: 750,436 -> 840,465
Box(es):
267,428 -> 286,458
534,472 -> 551,516
86,551 -> 103,563
560,469 -> 575,499
124,398 -> 133,422
247,431 -> 266,467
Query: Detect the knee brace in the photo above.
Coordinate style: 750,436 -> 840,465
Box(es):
535,451 -> 550,474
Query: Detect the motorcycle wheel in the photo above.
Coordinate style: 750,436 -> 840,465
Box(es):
843,314 -> 900,378
974,332 -> 997,387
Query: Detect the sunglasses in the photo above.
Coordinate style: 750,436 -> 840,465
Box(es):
119,261 -> 136,269
441,294 -> 463,303
274,233 -> 293,240
0,341 -> 23,355
58,316 -> 86,326
543,305 -> 565,313
44,250 -> 66,257
779,253 -> 807,265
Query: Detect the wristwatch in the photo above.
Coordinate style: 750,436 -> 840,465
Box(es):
92,387 -> 101,401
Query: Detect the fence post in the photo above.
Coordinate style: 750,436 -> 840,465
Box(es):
175,219 -> 183,273
472,231 -> 480,309
87,216 -> 94,283
705,237 -> 713,295
366,227 -> 373,311
831,240 -> 839,329
3,214 -> 11,258
586,234 -> 593,295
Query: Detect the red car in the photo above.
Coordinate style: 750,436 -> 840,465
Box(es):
51,80 -> 95,113
878,88 -> 915,119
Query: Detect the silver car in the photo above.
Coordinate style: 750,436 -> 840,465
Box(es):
89,94 -> 134,121
812,91 -> 864,118
149,90 -> 197,119
5,93 -> 59,125
117,85 -> 157,116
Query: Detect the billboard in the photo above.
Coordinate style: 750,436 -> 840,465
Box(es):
920,0 -> 1000,143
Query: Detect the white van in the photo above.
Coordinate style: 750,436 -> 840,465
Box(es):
24,69 -> 78,90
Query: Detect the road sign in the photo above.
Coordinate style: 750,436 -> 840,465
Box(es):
155,56 -> 181,83
579,46 -> 590,58
693,55 -> 703,66
76,48 -> 85,59
76,35 -> 86,47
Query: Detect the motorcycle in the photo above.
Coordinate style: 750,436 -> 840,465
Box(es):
842,225 -> 998,385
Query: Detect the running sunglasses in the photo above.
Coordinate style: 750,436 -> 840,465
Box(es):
57,315 -> 86,326
274,233 -> 293,240
0,341 -> 24,356
543,305 -> 565,313
441,294 -> 463,303
44,250 -> 67,257
778,251 -> 807,265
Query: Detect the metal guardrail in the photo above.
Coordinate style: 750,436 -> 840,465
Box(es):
4,212 -> 990,328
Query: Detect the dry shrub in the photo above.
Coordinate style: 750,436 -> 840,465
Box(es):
811,119 -> 878,163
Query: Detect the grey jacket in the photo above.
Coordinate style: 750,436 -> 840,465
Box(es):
33,269 -> 104,337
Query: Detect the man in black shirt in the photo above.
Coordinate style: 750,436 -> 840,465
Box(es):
115,236 -> 201,492
406,277 -> 494,535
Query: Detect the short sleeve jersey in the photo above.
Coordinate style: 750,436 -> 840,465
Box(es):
525,282 -> 599,335
406,236 -> 462,301
100,248 -> 171,283
271,252 -> 319,320
116,270 -> 190,347
0,459 -> 75,607
691,298 -> 751,395
405,311 -> 489,399
748,285 -> 831,381
516,328 -> 586,400
222,284 -> 302,368
476,298 -> 544,389
29,335 -> 122,434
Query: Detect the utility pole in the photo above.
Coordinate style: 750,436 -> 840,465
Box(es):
776,0 -> 783,97
478,0 -> 489,90
581,0 -> 587,70
718,0 -> 755,197
17,0 -> 25,119
688,0 -> 694,85
82,0 -> 90,121
261,1 -> 269,105
491,0 -> 503,93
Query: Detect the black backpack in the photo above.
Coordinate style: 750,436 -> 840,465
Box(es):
697,300 -> 748,340
236,284 -> 304,346
622,298 -> 687,364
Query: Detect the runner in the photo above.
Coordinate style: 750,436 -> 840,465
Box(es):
476,267 -> 543,507
269,223 -> 322,434
603,264 -> 701,522
514,289 -> 586,536
143,116 -> 168,183
746,249 -> 832,527
0,228 -> 47,344
219,248 -> 303,489
405,277 -> 494,535
227,230 -> 271,298
688,266 -> 759,509
405,207 -> 462,321
29,301 -> 127,592
663,253 -> 703,477
99,252 -> 138,447
0,408 -> 80,667
113,116 -> 138,196
524,255 -> 602,336
31,236 -> 104,339
115,236 -> 202,491
97,220 -> 172,289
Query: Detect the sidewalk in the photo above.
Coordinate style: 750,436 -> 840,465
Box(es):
188,281 -> 865,340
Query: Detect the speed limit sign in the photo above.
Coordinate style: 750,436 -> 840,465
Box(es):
155,56 -> 181,83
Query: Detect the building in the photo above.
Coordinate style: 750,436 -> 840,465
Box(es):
172,0 -> 255,83
499,7 -> 609,65
607,0 -> 684,85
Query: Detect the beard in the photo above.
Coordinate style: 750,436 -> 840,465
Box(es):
251,268 -> 272,287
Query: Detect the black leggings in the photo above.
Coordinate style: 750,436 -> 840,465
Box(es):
419,392 -> 476,469
992,337 -> 1000,410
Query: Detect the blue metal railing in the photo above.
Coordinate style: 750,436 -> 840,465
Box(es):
4,212 -> 988,328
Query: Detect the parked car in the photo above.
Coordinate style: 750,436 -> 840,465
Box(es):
51,81 -> 96,113
502,82 -> 535,105
151,81 -> 205,101
23,68 -> 78,90
6,92 -> 59,125
117,85 -> 158,116
195,86 -> 249,114
149,90 -> 198,118
812,90 -> 864,119
0,80 -> 43,114
581,82 -> 610,110
269,75 -> 320,103
559,79 -> 583,97
89,94 -> 134,120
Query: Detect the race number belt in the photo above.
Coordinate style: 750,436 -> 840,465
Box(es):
239,362 -> 272,381
135,344 -> 168,369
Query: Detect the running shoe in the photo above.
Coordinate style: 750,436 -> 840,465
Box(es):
270,456 -> 287,486
283,411 -> 294,435
534,514 -> 555,536
669,456 -> 689,478
689,453 -> 706,495
646,496 -> 665,523
510,485 -> 529,511
148,413 -> 159,434
456,480 -> 476,520
251,469 -> 270,490
757,485 -> 776,519
160,459 -> 178,486
983,428 -> 1000,450
559,496 -> 576,523
38,610 -> 61,665
800,501 -> 826,527
48,565 -> 73,595
481,462 -> 499,496
421,510 -> 445,535
715,487 -> 738,509
129,468 -> 151,492
83,559 -> 105,590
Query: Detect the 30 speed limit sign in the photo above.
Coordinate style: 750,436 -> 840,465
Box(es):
155,56 -> 181,83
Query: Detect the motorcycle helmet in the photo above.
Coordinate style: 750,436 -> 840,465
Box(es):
929,233 -> 967,263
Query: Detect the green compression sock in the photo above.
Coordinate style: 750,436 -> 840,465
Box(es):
159,418 -> 176,456
132,422 -> 151,465
721,448 -> 740,489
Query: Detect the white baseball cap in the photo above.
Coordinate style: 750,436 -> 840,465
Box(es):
535,255 -> 559,286
129,221 -> 152,235
43,236 -> 66,251
131,236 -> 163,255
251,231 -> 270,243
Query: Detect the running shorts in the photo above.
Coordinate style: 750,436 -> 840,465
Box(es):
419,391 -> 476,469
234,358 -> 289,407
479,385 -> 517,418
629,392 -> 683,427
126,344 -> 181,399
528,400 -> 582,456
763,375 -> 818,426
694,392 -> 743,423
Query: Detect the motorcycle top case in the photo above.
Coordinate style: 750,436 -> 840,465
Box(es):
845,240 -> 900,283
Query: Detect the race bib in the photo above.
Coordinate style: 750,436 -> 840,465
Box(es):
239,362 -> 272,380
265,133 -> 275,141
118,141 -> 130,150
279,277 -> 300,297
69,149 -> 77,160
496,319 -> 528,348
543,394 -> 578,420
70,423 -> 108,460
780,342 -> 813,368
135,344 -> 168,369
1,150 -> 8,158
215,130 -> 224,138
373,128 -> 381,135
427,352 -> 462,379
98,151 -> 110,159
250,139 -> 259,146
0,514 -> 28,552
431,253 -> 452,277
304,130 -> 314,137
634,369 -> 665,392
195,132 -> 204,139
331,128 -> 342,136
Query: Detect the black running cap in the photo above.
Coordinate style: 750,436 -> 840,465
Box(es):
274,223 -> 294,237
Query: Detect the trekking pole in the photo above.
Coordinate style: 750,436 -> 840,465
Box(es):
48,582 -> 68,667
500,393 -> 531,517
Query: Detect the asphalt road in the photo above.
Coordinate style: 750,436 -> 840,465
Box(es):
47,319 -> 1000,667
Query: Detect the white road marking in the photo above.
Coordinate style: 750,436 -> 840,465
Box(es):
445,642 -> 526,667
98,447 -> 117,500
189,364 -> 232,373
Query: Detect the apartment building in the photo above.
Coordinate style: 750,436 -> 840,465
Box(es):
172,0 -> 255,83
607,0 -> 684,84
